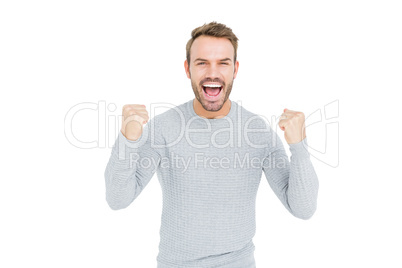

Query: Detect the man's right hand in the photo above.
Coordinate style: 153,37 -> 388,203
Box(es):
121,104 -> 149,141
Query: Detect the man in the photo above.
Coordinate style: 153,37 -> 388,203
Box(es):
105,21 -> 319,268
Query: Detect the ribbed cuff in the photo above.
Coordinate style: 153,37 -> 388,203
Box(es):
289,137 -> 310,159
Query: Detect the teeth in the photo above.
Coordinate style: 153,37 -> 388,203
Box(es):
203,84 -> 221,88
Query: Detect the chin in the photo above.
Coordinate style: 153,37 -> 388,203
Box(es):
201,99 -> 224,111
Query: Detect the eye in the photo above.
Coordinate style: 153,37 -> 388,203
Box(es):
197,62 -> 206,65
221,62 -> 229,65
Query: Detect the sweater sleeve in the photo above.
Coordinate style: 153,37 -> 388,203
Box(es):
104,118 -> 163,210
262,130 -> 319,220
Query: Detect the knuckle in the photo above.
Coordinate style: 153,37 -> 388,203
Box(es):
123,105 -> 132,113
295,111 -> 304,117
137,108 -> 147,114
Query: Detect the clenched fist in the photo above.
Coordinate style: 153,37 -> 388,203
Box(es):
121,104 -> 149,141
278,108 -> 306,144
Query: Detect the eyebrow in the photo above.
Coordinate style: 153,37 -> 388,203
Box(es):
194,57 -> 232,62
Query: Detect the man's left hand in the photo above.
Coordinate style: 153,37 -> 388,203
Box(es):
278,108 -> 306,144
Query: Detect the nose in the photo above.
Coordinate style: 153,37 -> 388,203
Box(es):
204,63 -> 221,80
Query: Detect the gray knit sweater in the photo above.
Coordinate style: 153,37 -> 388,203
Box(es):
104,99 -> 319,268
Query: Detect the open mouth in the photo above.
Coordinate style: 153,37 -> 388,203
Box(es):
202,84 -> 223,98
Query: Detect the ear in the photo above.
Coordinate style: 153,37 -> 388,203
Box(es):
233,60 -> 239,79
184,59 -> 191,79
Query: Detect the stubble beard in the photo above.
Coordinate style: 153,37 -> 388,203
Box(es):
191,78 -> 234,112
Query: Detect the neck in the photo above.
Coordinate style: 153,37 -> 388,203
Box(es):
193,98 -> 231,119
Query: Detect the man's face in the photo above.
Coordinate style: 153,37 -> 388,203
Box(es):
185,36 -> 239,112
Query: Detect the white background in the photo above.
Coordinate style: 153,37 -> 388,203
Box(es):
1,0 -> 401,267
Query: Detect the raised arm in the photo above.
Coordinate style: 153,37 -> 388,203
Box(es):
104,104 -> 163,210
262,108 -> 319,219
262,134 -> 319,219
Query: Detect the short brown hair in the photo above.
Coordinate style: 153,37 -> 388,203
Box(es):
186,21 -> 239,65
